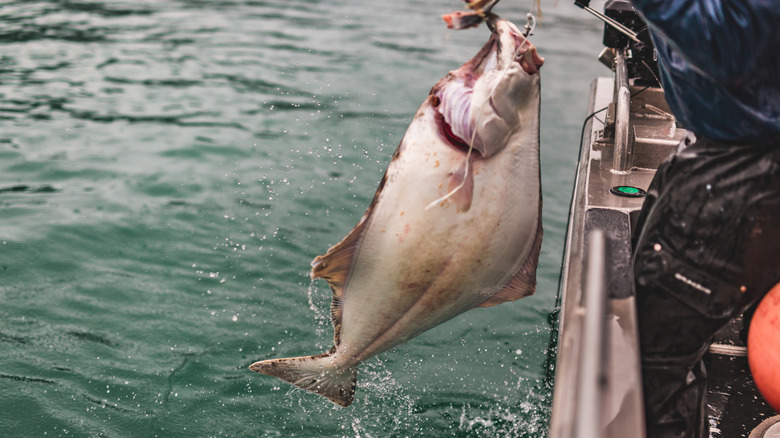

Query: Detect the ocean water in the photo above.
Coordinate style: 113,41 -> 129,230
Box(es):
0,0 -> 606,436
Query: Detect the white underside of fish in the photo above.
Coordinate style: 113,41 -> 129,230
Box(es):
250,18 -> 543,407
335,102 -> 541,367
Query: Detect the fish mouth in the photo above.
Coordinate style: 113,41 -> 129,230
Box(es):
432,19 -> 544,158
492,19 -> 545,75
443,19 -> 544,83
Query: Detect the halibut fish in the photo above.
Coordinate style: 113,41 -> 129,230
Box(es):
250,18 -> 544,407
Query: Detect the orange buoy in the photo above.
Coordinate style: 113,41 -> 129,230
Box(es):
748,282 -> 780,413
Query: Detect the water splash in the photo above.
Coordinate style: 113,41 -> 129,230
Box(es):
307,278 -> 332,344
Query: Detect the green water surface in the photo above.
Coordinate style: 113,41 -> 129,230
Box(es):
0,0 -> 606,436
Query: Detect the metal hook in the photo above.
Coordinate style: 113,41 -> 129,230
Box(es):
523,12 -> 536,38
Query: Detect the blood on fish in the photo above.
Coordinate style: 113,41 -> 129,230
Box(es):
249,18 -> 543,408
434,110 -> 474,155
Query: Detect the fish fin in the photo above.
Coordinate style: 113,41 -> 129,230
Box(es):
447,159 -> 474,212
310,216 -> 369,345
249,352 -> 357,407
310,215 -> 367,294
479,211 -> 543,308
310,150 -> 401,344
310,180 -> 379,344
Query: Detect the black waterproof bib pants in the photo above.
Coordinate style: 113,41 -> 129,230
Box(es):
633,132 -> 780,438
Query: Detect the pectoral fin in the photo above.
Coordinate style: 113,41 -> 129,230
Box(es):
447,159 -> 474,213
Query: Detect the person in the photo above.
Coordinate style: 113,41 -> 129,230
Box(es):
626,0 -> 780,437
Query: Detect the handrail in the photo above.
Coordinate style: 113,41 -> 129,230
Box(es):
612,49 -> 631,173
574,229 -> 609,438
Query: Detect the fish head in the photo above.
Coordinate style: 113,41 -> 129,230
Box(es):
431,19 -> 544,159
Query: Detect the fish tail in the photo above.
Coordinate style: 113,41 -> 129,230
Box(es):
249,352 -> 357,407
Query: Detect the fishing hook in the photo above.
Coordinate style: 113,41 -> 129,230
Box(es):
523,13 -> 536,38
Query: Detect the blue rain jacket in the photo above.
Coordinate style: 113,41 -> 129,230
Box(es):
630,0 -> 780,142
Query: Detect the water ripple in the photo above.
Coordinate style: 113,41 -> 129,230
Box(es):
0,373 -> 56,385
0,0 -> 607,435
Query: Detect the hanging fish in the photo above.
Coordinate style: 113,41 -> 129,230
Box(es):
250,17 -> 544,407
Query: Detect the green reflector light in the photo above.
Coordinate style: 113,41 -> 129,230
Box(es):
610,185 -> 646,198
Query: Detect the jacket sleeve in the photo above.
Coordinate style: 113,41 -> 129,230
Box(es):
630,0 -> 778,83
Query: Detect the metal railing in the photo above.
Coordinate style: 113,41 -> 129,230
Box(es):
574,230 -> 609,438
612,49 -> 631,173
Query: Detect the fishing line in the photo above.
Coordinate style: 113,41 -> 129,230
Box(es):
425,14 -> 537,211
